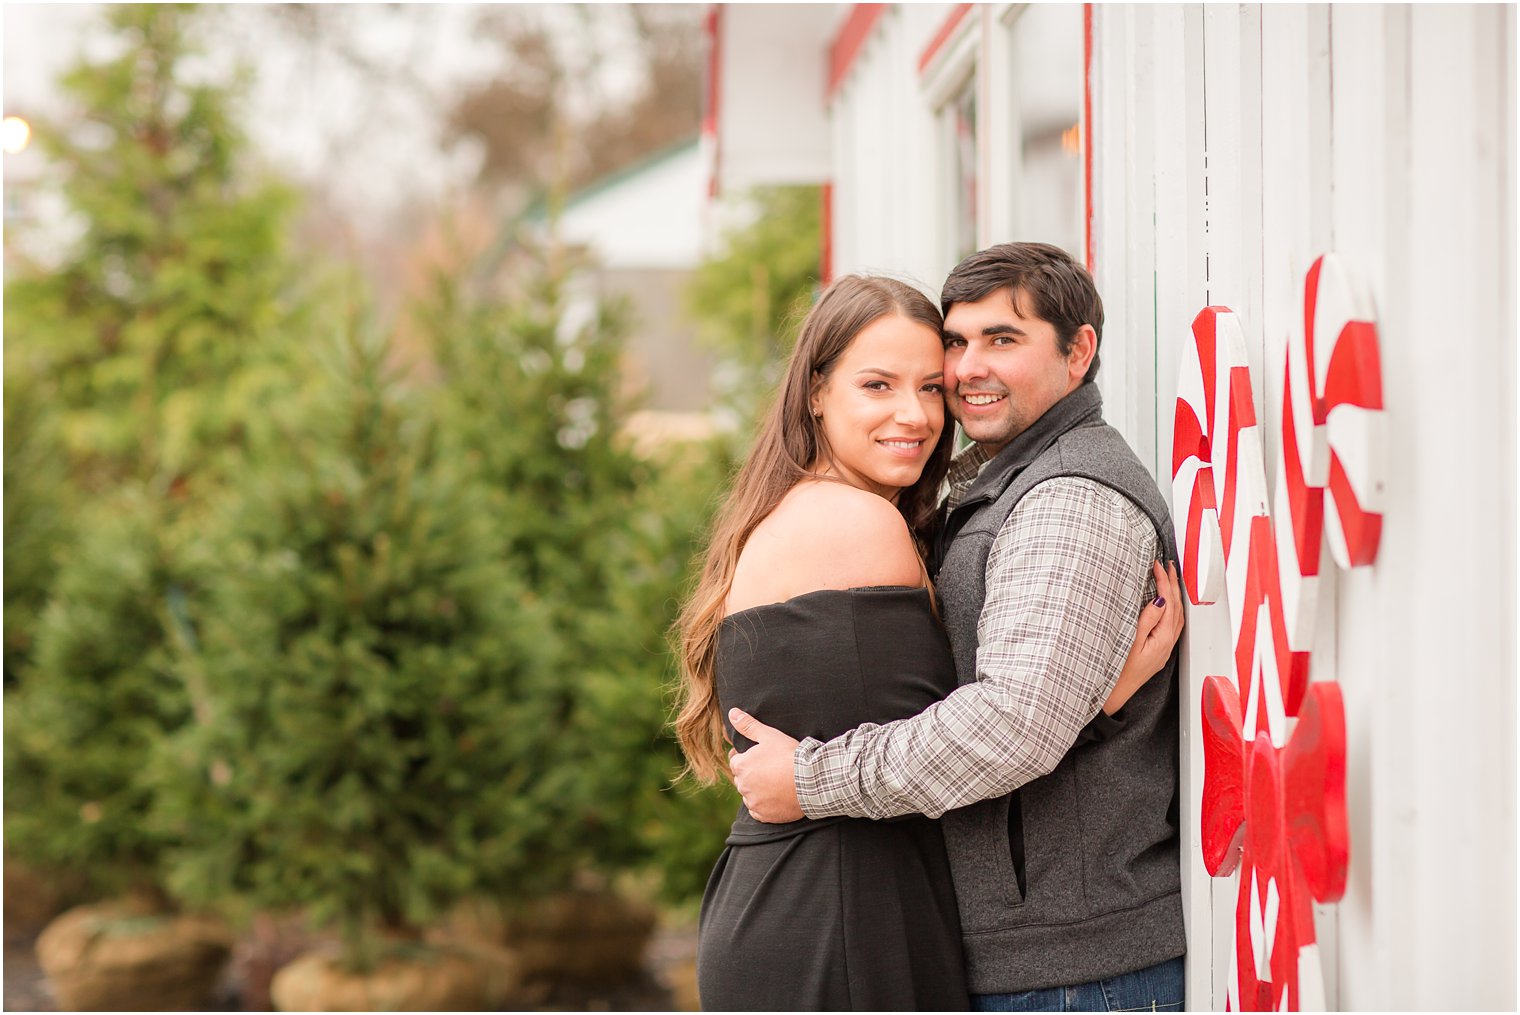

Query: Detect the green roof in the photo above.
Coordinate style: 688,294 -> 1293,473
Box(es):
522,134 -> 701,226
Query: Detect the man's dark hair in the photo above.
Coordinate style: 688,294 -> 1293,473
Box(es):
941,242 -> 1104,385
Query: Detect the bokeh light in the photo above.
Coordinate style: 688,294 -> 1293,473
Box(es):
3,115 -> 32,153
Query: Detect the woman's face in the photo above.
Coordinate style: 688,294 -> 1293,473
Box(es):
809,313 -> 946,502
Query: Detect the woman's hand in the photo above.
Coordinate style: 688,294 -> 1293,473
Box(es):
1102,560 -> 1184,716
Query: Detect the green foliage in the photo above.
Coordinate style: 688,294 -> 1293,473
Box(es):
4,2 -> 748,938
3,370 -> 76,686
550,443 -> 740,906
415,240 -> 737,905
2,3 -> 308,496
153,326 -> 564,965
3,491 -> 191,897
611,452 -> 741,905
2,4 -> 316,900
687,186 -> 822,425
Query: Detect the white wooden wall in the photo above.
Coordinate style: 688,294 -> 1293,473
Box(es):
829,4 -> 956,294
829,3 -> 1085,295
1091,4 -> 1517,1009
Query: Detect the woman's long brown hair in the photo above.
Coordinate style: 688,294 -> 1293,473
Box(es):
673,275 -> 954,783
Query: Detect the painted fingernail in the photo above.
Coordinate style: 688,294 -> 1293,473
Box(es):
1154,596 -> 1166,608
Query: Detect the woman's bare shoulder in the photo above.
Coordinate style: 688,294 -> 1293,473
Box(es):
729,482 -> 924,611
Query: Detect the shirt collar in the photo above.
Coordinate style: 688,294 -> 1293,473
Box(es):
944,442 -> 995,511
950,383 -> 1107,512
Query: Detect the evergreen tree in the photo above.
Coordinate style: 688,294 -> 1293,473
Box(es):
687,185 -> 823,427
413,238 -> 737,903
153,325 -> 563,966
576,446 -> 741,906
2,371 -> 74,687
2,3 -> 308,497
3,491 -> 193,899
2,4 -> 314,895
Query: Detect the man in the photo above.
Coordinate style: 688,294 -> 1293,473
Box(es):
729,242 -> 1187,1011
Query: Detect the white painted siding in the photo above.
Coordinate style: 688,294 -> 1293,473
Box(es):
715,4 -> 841,191
829,4 -> 954,293
558,144 -> 706,271
1092,4 -> 1516,1009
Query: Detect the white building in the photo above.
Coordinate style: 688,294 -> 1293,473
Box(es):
710,4 -> 1516,1010
556,139 -> 714,412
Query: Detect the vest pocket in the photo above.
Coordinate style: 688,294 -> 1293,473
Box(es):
1007,790 -> 1028,902
943,793 -> 1025,917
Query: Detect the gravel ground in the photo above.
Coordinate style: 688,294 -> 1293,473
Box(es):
2,920 -> 699,1012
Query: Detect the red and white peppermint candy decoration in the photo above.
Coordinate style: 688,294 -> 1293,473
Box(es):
1171,254 -> 1382,1011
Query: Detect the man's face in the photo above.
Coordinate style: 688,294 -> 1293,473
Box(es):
942,288 -> 1092,453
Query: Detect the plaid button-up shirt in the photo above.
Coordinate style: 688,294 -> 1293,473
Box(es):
793,445 -> 1160,821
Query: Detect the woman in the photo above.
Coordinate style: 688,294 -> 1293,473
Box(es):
675,275 -> 1179,1011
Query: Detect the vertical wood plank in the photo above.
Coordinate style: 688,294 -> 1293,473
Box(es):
982,5 -> 1017,250
1301,8 -> 1341,1008
1395,5 -> 1513,1006
1125,2 -> 1157,458
834,77 -> 858,276
1093,1 -> 1139,440
1323,4 -> 1387,1009
1194,12 -> 1253,1006
1367,6 -> 1417,1006
1147,3 -> 1196,478
1238,2 -> 1266,437
905,16 -> 944,294
1501,10 -> 1519,998
1202,4 -> 1243,308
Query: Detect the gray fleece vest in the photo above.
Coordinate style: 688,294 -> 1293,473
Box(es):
932,383 -> 1185,993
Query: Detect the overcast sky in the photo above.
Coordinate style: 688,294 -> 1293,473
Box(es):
2,4 -> 650,226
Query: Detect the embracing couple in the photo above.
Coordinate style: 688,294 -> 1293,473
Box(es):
675,242 -> 1187,1012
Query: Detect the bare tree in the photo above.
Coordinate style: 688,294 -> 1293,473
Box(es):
442,4 -> 703,204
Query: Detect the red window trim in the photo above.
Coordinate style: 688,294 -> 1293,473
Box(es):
917,3 -> 975,75
827,4 -> 887,101
705,5 -> 723,198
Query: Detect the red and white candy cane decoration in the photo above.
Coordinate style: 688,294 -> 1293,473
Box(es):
1172,254 -> 1384,1011
1274,255 -> 1386,705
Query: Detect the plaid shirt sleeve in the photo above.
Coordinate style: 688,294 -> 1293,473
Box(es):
794,476 -> 1161,820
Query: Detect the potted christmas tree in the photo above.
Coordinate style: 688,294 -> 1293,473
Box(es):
4,492 -> 234,1011
3,8 -> 318,1006
154,325 -> 552,1010
412,243 -> 719,987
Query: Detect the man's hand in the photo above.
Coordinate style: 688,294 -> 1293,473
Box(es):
727,708 -> 804,823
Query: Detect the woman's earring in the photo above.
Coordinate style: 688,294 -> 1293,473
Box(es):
812,409 -> 822,418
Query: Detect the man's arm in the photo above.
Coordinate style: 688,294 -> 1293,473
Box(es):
786,477 -> 1159,821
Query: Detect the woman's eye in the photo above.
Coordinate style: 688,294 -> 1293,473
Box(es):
863,380 -> 890,391
923,383 -> 944,395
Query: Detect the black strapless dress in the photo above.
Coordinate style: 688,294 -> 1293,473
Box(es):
697,586 -> 968,1011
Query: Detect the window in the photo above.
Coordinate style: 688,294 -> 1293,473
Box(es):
1006,3 -> 1084,257
947,78 -> 979,263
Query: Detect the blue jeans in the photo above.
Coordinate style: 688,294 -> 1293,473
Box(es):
970,955 -> 1185,1012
